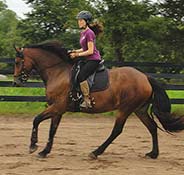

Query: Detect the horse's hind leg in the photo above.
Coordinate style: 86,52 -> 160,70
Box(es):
89,111 -> 129,159
135,104 -> 159,159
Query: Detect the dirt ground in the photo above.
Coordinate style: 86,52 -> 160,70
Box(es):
0,114 -> 184,175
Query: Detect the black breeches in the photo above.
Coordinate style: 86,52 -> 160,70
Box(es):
78,60 -> 100,83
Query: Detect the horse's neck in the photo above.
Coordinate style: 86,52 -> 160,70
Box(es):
28,49 -> 71,85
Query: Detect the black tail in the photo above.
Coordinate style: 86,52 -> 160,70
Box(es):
148,76 -> 184,132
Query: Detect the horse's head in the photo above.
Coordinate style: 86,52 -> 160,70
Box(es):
13,46 -> 34,87
13,41 -> 73,86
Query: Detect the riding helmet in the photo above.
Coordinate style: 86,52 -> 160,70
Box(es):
76,11 -> 92,24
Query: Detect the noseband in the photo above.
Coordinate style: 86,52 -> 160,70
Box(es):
15,49 -> 29,83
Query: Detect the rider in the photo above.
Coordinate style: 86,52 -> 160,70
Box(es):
70,10 -> 103,108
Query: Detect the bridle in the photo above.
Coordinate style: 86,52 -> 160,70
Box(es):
14,47 -> 72,84
14,48 -> 29,84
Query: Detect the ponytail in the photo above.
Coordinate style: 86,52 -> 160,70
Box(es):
88,21 -> 104,37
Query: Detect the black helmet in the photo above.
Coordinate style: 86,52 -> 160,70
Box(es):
76,11 -> 92,24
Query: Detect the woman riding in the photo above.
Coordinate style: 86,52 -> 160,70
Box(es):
70,10 -> 103,108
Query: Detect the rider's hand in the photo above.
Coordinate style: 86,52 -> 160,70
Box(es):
70,52 -> 79,59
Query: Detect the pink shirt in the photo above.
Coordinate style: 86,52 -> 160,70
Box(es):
80,28 -> 101,61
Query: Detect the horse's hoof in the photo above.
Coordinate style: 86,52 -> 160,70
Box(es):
145,152 -> 158,159
37,151 -> 47,158
29,144 -> 38,154
88,152 -> 98,159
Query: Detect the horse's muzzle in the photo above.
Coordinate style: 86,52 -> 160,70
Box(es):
13,76 -> 24,87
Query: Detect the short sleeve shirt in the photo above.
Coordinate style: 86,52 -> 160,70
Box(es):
80,28 -> 101,61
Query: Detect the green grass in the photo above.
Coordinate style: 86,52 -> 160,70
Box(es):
167,90 -> 184,99
0,87 -> 183,115
166,90 -> 184,114
0,87 -> 46,115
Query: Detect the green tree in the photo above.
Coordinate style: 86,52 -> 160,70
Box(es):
0,0 -> 6,10
95,0 -> 183,66
122,16 -> 170,62
96,0 -> 155,61
0,0 -> 23,57
18,0 -> 96,48
159,0 -> 184,24
158,0 -> 184,64
14,0 -> 184,67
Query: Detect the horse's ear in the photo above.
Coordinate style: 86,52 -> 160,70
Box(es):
13,44 -> 19,53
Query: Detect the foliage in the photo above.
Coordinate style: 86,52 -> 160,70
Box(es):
0,1 -> 24,57
97,0 -> 155,61
159,0 -> 184,24
18,0 -> 97,49
0,0 -> 6,10
0,0 -> 184,68
96,0 -> 184,65
158,0 -> 184,67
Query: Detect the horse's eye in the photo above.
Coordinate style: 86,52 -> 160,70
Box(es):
15,61 -> 20,65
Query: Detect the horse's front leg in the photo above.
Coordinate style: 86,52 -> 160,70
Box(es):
29,112 -> 51,154
38,115 -> 62,158
29,104 -> 60,154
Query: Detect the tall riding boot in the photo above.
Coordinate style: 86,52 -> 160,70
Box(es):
80,80 -> 92,108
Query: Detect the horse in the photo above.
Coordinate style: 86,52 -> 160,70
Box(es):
13,41 -> 184,159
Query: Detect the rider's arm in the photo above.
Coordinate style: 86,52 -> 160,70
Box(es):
73,48 -> 83,53
70,41 -> 94,59
78,41 -> 94,57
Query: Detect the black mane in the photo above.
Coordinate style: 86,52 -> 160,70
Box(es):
25,41 -> 71,63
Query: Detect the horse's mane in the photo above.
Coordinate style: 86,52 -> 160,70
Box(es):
24,40 -> 71,63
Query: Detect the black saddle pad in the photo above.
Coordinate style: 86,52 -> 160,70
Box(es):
89,69 -> 109,92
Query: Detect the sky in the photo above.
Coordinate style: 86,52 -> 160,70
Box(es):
5,0 -> 32,18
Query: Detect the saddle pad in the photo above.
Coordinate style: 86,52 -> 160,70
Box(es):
90,69 -> 109,92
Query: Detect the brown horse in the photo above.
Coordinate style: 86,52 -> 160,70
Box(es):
13,41 -> 184,159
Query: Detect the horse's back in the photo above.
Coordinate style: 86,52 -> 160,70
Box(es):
110,66 -> 145,78
109,66 -> 149,86
109,66 -> 152,105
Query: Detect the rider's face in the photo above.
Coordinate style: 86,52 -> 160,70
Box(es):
78,19 -> 87,29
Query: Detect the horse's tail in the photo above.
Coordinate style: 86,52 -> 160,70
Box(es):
148,76 -> 184,132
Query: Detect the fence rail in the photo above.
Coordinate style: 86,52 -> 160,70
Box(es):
0,81 -> 184,90
0,95 -> 183,104
0,58 -> 183,104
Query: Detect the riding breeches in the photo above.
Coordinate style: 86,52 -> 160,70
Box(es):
78,60 -> 101,83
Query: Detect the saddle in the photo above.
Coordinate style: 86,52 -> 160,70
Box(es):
69,59 -> 109,111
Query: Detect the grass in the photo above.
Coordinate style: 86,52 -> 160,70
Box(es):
0,87 -> 45,115
166,90 -> 184,114
0,87 -> 183,115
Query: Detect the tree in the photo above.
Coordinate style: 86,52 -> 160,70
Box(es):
95,0 -> 155,61
159,0 -> 184,24
0,1 -> 23,57
95,0 -> 184,66
0,0 -> 6,10
158,0 -> 184,65
10,0 -> 184,67
18,0 -> 96,48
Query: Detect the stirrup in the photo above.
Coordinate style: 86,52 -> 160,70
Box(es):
80,100 -> 92,109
